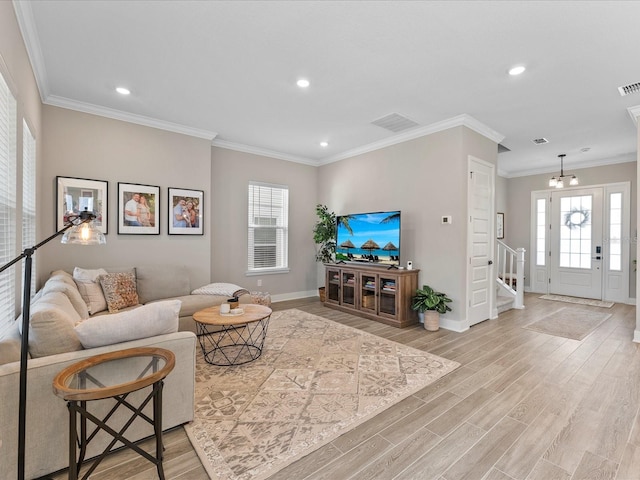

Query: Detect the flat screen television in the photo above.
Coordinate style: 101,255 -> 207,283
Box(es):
335,210 -> 401,266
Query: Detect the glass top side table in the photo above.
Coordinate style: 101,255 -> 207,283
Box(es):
53,347 -> 175,480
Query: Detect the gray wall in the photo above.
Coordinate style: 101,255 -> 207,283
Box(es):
504,161 -> 637,296
39,105 -> 214,289
210,146 -> 318,297
318,126 -> 498,327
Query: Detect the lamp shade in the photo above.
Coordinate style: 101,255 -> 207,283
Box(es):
61,220 -> 106,245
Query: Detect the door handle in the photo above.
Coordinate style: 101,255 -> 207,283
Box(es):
591,256 -> 601,260
488,260 -> 493,265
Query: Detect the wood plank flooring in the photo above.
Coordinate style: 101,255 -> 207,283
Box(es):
47,294 -> 640,480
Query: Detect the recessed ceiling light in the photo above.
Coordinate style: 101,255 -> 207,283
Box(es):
508,66 -> 526,76
320,141 -> 329,147
296,79 -> 310,88
116,87 -> 131,95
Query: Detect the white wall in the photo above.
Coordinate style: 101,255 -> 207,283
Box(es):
318,126 -> 497,329
39,105 -> 214,288
504,161 -> 636,298
210,146 -> 318,297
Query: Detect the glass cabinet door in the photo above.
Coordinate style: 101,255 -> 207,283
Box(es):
379,276 -> 397,316
341,271 -> 356,306
326,268 -> 340,303
360,274 -> 377,312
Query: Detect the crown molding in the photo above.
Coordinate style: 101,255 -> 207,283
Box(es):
211,139 -> 318,165
319,114 -> 505,165
12,0 -> 49,102
45,95 -> 218,140
628,105 -> 640,126
501,152 -> 637,179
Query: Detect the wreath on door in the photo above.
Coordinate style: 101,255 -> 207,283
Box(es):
564,207 -> 590,229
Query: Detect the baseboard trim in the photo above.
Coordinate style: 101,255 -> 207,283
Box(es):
270,290 -> 318,303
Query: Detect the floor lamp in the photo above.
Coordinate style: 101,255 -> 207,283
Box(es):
0,210 -> 105,480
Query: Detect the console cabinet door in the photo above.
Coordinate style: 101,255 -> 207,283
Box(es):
340,270 -> 357,308
360,273 -> 378,313
378,274 -> 398,319
326,267 -> 341,305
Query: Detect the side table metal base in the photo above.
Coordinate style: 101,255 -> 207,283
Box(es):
67,380 -> 165,480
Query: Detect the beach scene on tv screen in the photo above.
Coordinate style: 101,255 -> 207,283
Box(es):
336,211 -> 401,265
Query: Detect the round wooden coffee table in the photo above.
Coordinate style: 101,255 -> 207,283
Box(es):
193,304 -> 272,365
53,347 -> 175,480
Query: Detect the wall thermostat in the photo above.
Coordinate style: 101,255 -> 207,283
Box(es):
442,216 -> 452,224
407,260 -> 413,270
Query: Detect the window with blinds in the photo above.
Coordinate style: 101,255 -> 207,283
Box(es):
22,120 -> 36,299
0,71 -> 17,336
247,182 -> 289,272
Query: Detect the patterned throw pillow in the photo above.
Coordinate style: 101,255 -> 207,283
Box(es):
98,272 -> 139,313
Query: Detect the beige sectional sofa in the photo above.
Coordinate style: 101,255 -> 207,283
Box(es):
0,265 -> 249,479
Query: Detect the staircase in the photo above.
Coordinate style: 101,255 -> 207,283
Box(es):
496,240 -> 525,313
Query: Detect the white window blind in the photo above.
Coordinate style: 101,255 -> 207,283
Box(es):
247,182 -> 288,272
22,120 -> 36,299
0,71 -> 17,335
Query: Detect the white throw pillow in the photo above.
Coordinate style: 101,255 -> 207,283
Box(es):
191,282 -> 249,297
74,299 -> 181,349
73,267 -> 108,314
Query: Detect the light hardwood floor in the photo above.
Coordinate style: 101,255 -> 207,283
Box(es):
47,294 -> 640,480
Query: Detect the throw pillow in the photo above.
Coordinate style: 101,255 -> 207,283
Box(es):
191,282 -> 250,297
99,272 -> 139,313
25,291 -> 83,358
73,267 -> 108,314
74,300 -> 181,348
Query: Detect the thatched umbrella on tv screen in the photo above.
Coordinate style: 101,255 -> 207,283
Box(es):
360,239 -> 380,260
382,241 -> 398,260
339,239 -> 355,253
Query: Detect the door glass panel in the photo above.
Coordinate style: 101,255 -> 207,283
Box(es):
609,192 -> 622,272
559,195 -> 592,269
536,198 -> 546,266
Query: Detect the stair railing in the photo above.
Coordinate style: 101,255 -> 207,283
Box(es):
496,240 -> 525,309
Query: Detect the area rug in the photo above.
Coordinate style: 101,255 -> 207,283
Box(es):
185,308 -> 460,480
524,306 -> 612,340
540,294 -> 614,308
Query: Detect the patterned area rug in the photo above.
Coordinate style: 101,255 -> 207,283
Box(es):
540,294 -> 614,308
524,306 -> 612,340
185,308 -> 460,480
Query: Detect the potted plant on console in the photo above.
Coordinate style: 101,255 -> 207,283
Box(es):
411,285 -> 452,331
313,204 -> 336,302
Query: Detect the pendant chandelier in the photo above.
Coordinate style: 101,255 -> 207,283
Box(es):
549,154 -> 578,188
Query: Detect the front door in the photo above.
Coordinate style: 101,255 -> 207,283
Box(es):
549,187 -> 603,299
468,157 -> 494,326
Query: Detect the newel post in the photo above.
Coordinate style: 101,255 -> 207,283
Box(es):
515,247 -> 526,309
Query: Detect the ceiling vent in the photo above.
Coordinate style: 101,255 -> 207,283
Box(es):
372,113 -> 420,133
618,82 -> 640,96
532,137 -> 549,145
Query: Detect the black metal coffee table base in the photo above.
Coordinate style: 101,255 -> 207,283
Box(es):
196,316 -> 270,366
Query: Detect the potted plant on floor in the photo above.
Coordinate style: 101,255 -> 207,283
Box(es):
313,204 -> 336,301
411,285 -> 452,331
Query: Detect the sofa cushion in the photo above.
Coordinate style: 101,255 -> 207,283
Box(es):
24,291 -> 83,358
99,271 -> 139,313
0,321 -> 22,365
191,282 -> 250,297
73,267 -> 108,314
148,294 -> 252,317
135,265 -> 190,304
43,276 -> 89,320
74,300 -> 180,348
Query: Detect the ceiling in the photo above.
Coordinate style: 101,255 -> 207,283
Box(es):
13,0 -> 640,177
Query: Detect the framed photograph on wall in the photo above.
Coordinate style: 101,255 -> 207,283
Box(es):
168,187 -> 203,235
497,212 -> 505,239
56,176 -> 108,234
117,183 -> 160,235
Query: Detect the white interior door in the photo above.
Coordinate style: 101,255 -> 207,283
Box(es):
468,157 -> 494,326
550,187 -> 603,299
